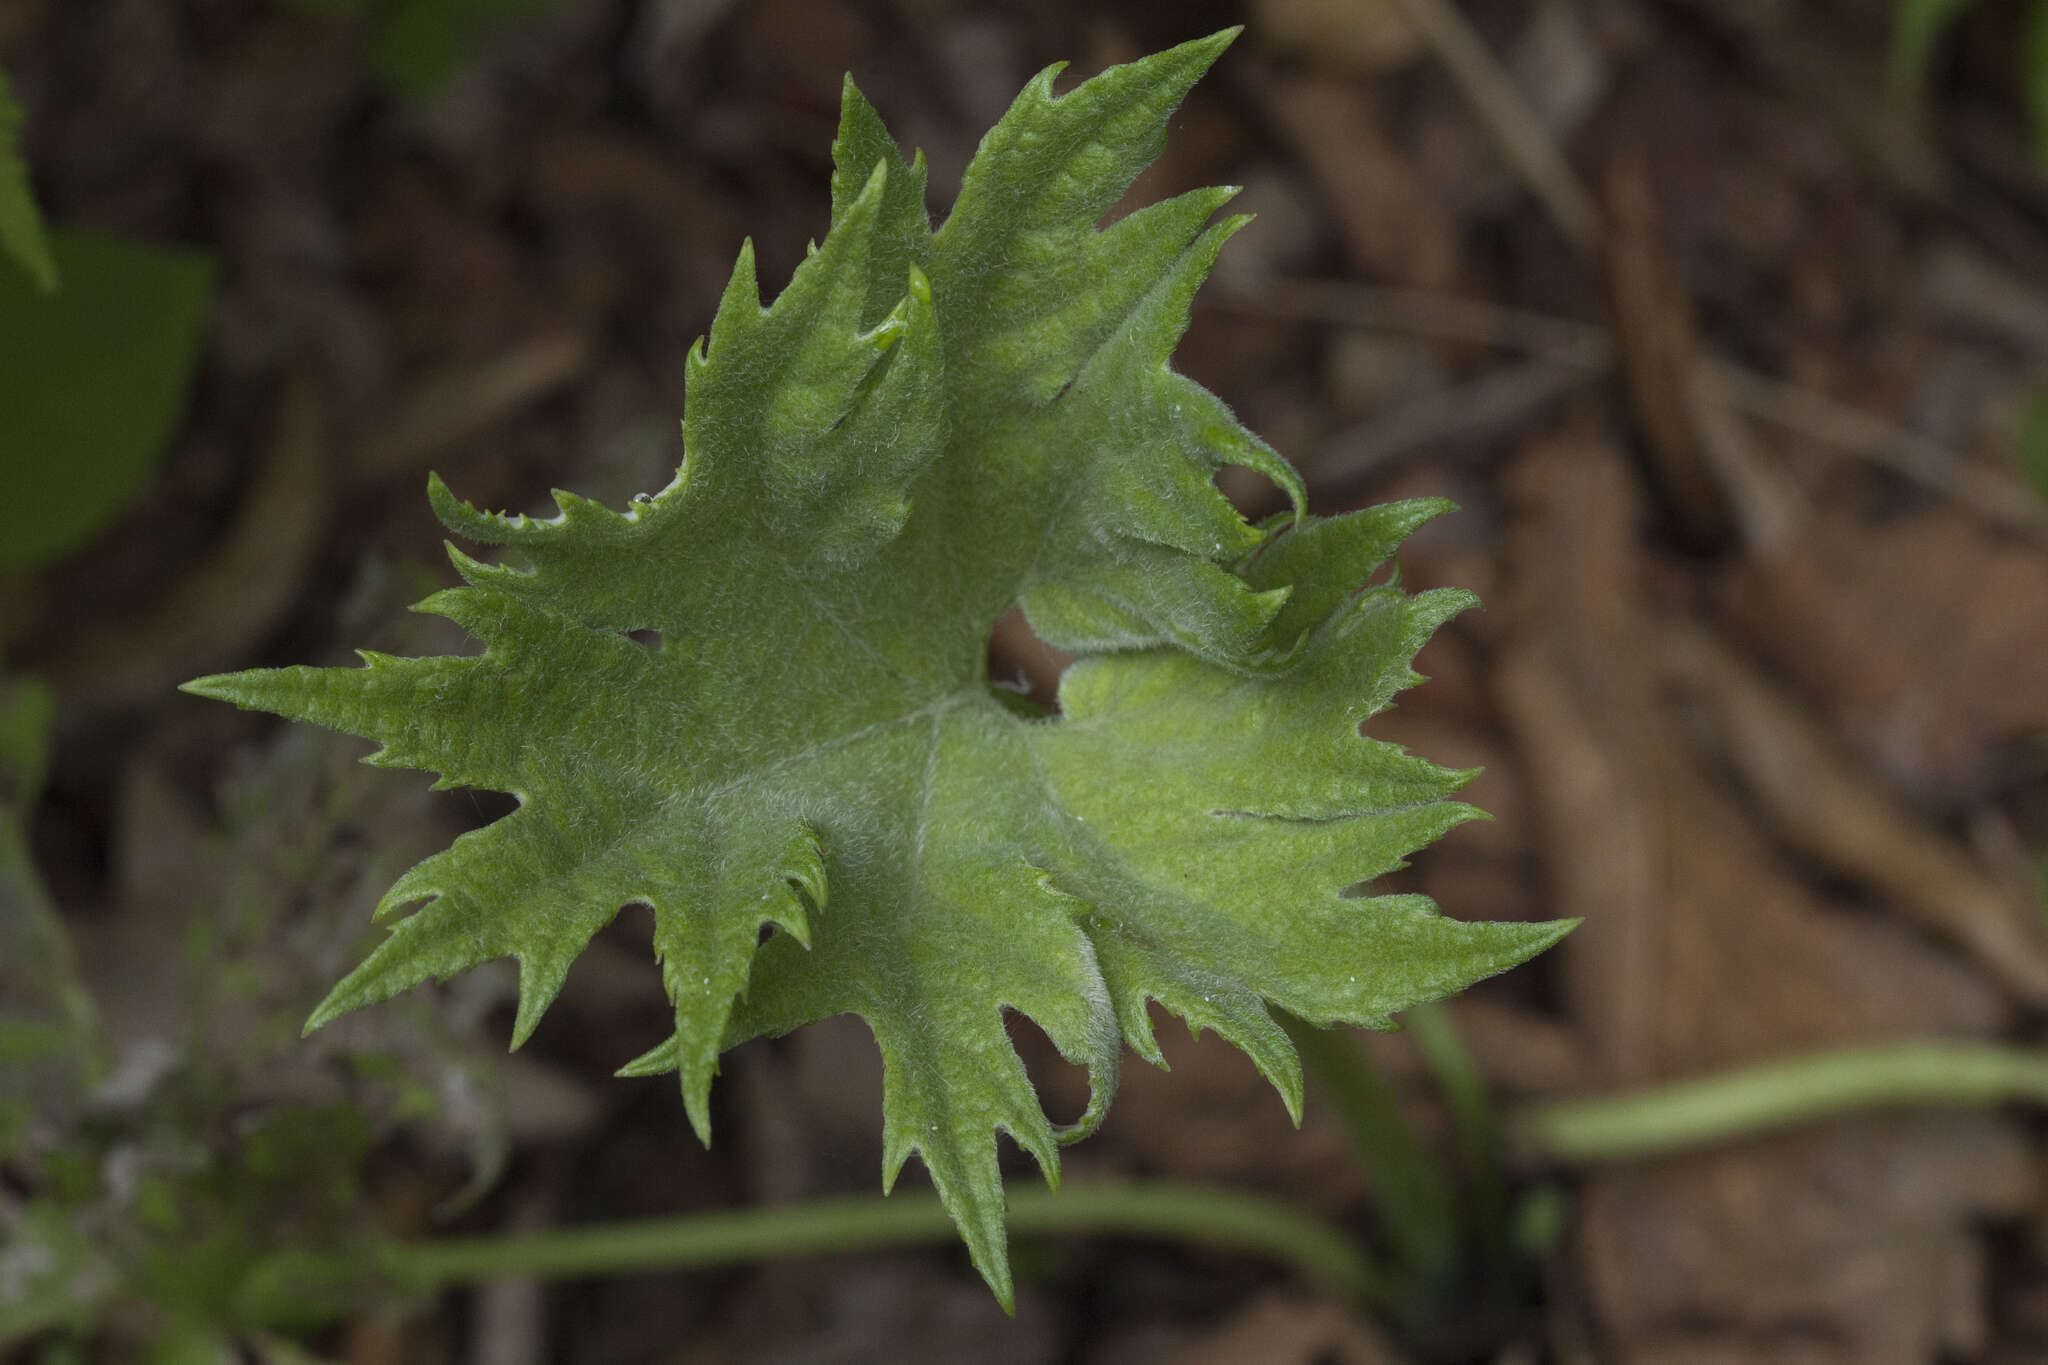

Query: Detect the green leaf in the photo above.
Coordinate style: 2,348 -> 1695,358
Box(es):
0,70 -> 57,294
270,0 -> 375,15
2025,0 -> 2048,165
0,675 -> 51,803
1892,0 -> 1974,85
2019,387 -> 2048,505
0,1202 -> 115,1343
0,230 -> 214,575
274,0 -> 572,97
0,676 -> 99,1159
374,0 -> 567,97
185,31 -> 1570,1307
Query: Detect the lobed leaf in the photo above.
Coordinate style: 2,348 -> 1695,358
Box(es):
185,30 -> 1571,1308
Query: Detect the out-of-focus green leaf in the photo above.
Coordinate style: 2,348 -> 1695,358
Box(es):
270,0 -> 370,15
2024,0 -> 2048,163
0,70 -> 57,294
1892,0 -> 1974,84
0,677 -> 98,1158
0,1203 -> 116,1344
0,674 -> 50,802
374,0 -> 565,97
0,230 -> 214,575
142,1319 -> 240,1365
1284,1013 -> 1455,1287
373,0 -> 474,94
2018,388 -> 2048,505
271,0 -> 573,97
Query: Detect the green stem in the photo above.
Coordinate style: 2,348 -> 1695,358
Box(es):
1402,1004 -> 1506,1265
313,1041 -> 2048,1321
1281,1014 -> 1456,1285
378,1181 -> 1380,1305
1514,1040 -> 2048,1164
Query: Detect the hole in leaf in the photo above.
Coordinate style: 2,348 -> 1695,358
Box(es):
625,628 -> 663,650
1213,460 -> 1291,523
1004,1008 -> 1091,1130
986,606 -> 1070,713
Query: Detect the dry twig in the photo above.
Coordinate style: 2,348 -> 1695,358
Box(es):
1212,277 -> 2048,543
1385,0 -> 1603,250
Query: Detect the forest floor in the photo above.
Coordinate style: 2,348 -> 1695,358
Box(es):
8,0 -> 2048,1361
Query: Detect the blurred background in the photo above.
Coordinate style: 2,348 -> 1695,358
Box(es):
5,0 -> 2048,1361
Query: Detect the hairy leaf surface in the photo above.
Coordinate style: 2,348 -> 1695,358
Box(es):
186,30 -> 1570,1306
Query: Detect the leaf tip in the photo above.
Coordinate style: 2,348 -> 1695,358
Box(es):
614,1035 -> 677,1079
858,154 -> 889,201
683,1087 -> 715,1149
1142,27 -> 1242,94
178,673 -> 235,703
952,1195 -> 1018,1314
1214,211 -> 1256,243
880,1137 -> 912,1197
1473,916 -> 1582,985
179,668 -> 289,715
303,983 -> 356,1036
508,953 -> 576,1052
507,1002 -> 544,1052
1271,1056 -> 1307,1128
